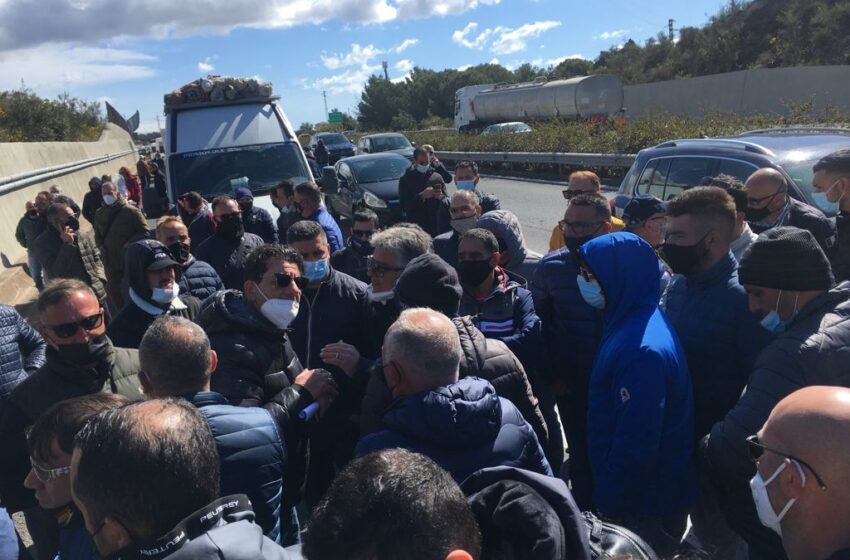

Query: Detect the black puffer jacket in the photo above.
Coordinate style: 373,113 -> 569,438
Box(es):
360,316 -> 548,447
194,232 -> 264,290
242,206 -> 277,243
706,282 -> 850,481
0,305 -> 45,399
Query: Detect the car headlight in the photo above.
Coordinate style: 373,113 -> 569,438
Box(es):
363,191 -> 387,209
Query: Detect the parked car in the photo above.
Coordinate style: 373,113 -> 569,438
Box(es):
310,132 -> 356,164
612,127 -> 850,217
320,153 -> 410,232
481,122 -> 533,135
356,133 -> 415,159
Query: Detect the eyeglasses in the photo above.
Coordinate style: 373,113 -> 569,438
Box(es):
746,434 -> 827,490
275,273 -> 308,290
747,189 -> 785,207
559,220 -> 604,235
44,311 -> 104,339
351,229 -> 375,239
562,189 -> 594,200
30,458 -> 71,483
367,256 -> 404,274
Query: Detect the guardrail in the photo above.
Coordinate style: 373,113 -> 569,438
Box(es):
0,148 -> 137,195
436,151 -> 636,168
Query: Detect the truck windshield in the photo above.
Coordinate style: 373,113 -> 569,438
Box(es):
169,142 -> 310,199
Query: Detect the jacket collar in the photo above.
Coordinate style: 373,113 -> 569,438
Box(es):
187,391 -> 228,407
789,281 -> 850,328
128,288 -> 187,316
686,251 -> 737,290
730,223 -> 757,256
44,342 -> 116,388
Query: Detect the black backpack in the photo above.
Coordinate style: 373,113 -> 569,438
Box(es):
583,512 -> 660,560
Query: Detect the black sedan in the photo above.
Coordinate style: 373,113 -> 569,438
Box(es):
320,152 -> 410,232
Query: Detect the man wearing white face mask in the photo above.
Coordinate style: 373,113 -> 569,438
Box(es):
435,160 -> 500,235
398,147 -> 447,237
106,240 -> 201,349
749,385 -> 850,560
433,190 -> 481,268
704,226 -> 850,560
813,149 -> 850,282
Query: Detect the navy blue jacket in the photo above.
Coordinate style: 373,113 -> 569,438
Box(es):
356,377 -> 551,483
582,233 -> 695,516
195,232 -> 265,290
531,248 -> 603,387
190,391 -> 285,542
188,207 -> 217,251
179,257 -> 224,301
663,252 -> 773,439
0,305 -> 46,399
433,231 -> 460,268
242,206 -> 277,243
305,208 -> 343,254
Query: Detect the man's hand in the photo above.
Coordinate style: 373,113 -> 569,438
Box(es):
320,341 -> 360,377
60,227 -> 76,245
294,368 -> 338,404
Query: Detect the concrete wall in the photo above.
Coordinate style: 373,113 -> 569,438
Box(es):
624,65 -> 850,118
0,124 -> 137,263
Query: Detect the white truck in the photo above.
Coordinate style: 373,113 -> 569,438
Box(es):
163,76 -> 311,216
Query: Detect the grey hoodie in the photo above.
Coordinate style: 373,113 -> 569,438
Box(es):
477,210 -> 541,286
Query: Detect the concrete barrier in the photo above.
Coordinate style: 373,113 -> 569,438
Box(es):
0,124 -> 138,264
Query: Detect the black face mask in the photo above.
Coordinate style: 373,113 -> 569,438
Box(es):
66,216 -> 80,232
349,236 -> 373,256
660,238 -> 707,276
217,214 -> 244,240
26,210 -> 38,219
565,235 -> 593,255
745,206 -> 772,222
457,260 -> 494,286
239,201 -> 253,213
168,241 -> 191,264
55,334 -> 111,367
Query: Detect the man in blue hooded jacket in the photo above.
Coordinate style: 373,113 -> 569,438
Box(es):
577,232 -> 696,556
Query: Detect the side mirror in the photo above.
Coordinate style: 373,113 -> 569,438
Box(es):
321,166 -> 339,194
410,141 -> 417,147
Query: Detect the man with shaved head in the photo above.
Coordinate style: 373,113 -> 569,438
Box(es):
750,386 -> 850,560
433,190 -> 481,268
744,167 -> 835,254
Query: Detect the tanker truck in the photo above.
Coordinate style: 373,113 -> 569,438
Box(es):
454,74 -> 624,130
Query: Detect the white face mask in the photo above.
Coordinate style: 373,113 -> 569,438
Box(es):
150,283 -> 179,304
451,215 -> 477,234
103,194 -> 117,206
415,163 -> 430,173
750,460 -> 805,536
368,286 -> 395,302
576,275 -> 606,309
256,284 -> 299,330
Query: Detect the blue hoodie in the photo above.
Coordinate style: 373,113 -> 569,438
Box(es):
580,232 -> 695,517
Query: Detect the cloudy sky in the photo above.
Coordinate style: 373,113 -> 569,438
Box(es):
0,0 -> 727,132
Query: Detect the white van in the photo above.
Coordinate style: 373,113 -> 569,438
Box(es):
164,87 -> 311,217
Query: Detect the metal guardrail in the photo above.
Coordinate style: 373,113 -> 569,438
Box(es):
436,150 -> 636,167
0,148 -> 137,195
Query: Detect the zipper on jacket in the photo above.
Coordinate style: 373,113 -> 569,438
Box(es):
304,284 -> 324,368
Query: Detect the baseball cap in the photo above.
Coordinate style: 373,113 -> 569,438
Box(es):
622,195 -> 667,224
145,243 -> 179,272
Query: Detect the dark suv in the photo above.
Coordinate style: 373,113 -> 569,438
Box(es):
613,128 -> 850,217
310,132 -> 356,164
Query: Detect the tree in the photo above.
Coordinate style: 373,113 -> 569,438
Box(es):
512,63 -> 546,83
551,58 -> 593,79
0,88 -> 104,142
297,122 -> 315,135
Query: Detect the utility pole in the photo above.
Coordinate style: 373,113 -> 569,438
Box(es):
382,61 -> 389,80
668,19 -> 675,42
322,90 -> 329,119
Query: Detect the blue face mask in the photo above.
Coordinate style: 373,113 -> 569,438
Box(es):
456,179 -> 476,191
576,275 -> 606,309
812,179 -> 844,215
304,258 -> 329,282
760,290 -> 798,333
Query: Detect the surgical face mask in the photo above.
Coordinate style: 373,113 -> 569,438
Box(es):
304,258 -> 330,283
812,178 -> 845,214
102,194 -> 117,206
167,242 -> 191,264
55,333 -> 111,367
368,286 -> 395,302
456,179 -> 476,191
760,290 -> 799,333
256,283 -> 299,330
280,205 -> 292,214
415,163 -> 430,173
451,215 -> 477,234
576,275 -> 606,309
349,236 -> 373,255
150,283 -> 179,305
750,460 -> 805,536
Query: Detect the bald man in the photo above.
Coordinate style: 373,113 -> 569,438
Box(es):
433,190 -> 481,268
744,168 -> 835,255
751,386 -> 850,560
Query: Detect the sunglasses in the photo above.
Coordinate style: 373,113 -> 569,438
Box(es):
562,189 -> 594,200
275,273 -> 308,290
351,229 -> 375,239
367,256 -> 404,274
746,435 -> 827,490
30,458 -> 71,483
559,220 -> 604,235
747,189 -> 785,207
44,311 -> 104,339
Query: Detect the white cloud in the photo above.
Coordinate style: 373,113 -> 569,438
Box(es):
321,43 -> 383,69
531,54 -> 586,66
594,29 -> 628,40
395,0 -> 500,18
392,38 -> 418,53
394,59 -> 413,72
391,72 -> 411,83
310,64 -> 381,94
457,64 -> 473,71
198,57 -> 215,72
0,44 -> 156,91
452,20 -> 561,54
488,57 -> 499,65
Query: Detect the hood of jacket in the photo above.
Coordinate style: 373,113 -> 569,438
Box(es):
196,289 -> 285,339
477,210 -> 528,270
580,232 -> 660,330
383,377 -> 502,448
124,239 -> 180,303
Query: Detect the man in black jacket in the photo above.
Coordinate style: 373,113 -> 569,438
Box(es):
812,149 -> 850,282
179,192 -> 216,251
704,227 -> 850,560
156,216 -> 223,301
330,209 -> 379,283
81,177 -> 103,225
236,186 -> 277,242
270,181 -> 300,241
436,160 -> 500,236
286,220 -> 375,508
398,147 -> 447,237
434,190 -> 481,268
71,399 -> 294,559
195,243 -> 337,539
106,240 -> 201,349
195,195 -> 264,290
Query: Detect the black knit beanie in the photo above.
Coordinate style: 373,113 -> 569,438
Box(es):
394,253 -> 462,317
738,226 -> 834,290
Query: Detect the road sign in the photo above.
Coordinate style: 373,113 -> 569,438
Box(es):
328,111 -> 344,124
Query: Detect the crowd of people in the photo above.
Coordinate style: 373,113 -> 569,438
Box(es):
1,145 -> 850,560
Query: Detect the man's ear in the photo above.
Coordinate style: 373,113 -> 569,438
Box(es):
474,175 -> 480,185
209,350 -> 218,375
490,252 -> 500,269
601,221 -> 613,234
383,360 -> 401,395
138,370 -> 152,395
39,326 -> 58,351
